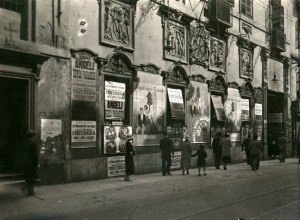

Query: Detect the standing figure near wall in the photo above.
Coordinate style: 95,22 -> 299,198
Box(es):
180,135 -> 192,175
220,133 -> 231,170
212,132 -> 222,169
277,132 -> 287,163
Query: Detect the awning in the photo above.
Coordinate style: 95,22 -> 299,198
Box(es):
167,88 -> 185,119
211,95 -> 226,121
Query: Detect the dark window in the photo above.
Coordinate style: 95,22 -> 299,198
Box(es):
240,0 -> 252,18
72,101 -> 96,121
0,0 -> 24,13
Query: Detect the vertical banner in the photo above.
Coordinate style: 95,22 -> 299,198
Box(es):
167,88 -> 185,119
103,125 -> 132,154
211,95 -> 226,121
105,81 -> 126,120
71,51 -> 96,101
71,121 -> 96,143
133,71 -> 165,146
241,99 -> 250,121
107,156 -> 125,177
224,88 -> 242,139
186,81 -> 210,143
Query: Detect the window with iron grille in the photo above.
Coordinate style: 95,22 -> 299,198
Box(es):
240,0 -> 252,18
0,0 -> 24,13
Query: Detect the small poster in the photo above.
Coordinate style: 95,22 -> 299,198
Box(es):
167,88 -> 185,119
171,151 -> 181,170
105,81 -> 126,120
103,125 -> 132,154
241,99 -> 250,121
107,156 -> 125,177
71,121 -> 96,142
211,95 -> 226,121
255,103 -> 262,115
41,119 -> 62,141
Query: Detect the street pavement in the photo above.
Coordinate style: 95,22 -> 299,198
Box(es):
1,158 -> 300,220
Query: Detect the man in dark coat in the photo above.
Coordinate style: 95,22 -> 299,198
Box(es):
277,132 -> 287,163
124,136 -> 135,181
242,133 -> 251,165
24,130 -> 39,196
212,132 -> 222,169
159,132 -> 174,176
249,133 -> 263,171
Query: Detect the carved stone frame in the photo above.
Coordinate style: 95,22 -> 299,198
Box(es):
99,0 -> 134,51
208,36 -> 226,73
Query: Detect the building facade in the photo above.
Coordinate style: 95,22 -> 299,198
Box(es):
0,0 -> 299,184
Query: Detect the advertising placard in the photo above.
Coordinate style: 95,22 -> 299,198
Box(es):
241,98 -> 250,121
71,121 -> 96,142
211,95 -> 226,121
103,125 -> 132,154
167,88 -> 185,119
105,81 -> 126,120
71,51 -> 96,101
171,151 -> 181,170
41,119 -> 62,141
224,88 -> 242,134
107,156 -> 125,177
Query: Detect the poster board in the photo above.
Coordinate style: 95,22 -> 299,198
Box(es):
167,88 -> 185,119
105,81 -> 126,120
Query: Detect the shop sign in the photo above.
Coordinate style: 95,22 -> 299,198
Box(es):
107,156 -> 125,177
167,88 -> 185,119
171,152 -> 181,170
241,99 -> 250,121
103,125 -> 132,154
105,81 -> 126,120
71,51 -> 97,101
71,121 -> 96,143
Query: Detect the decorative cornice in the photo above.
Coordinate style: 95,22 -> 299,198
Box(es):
162,61 -> 189,85
190,74 -> 206,83
239,80 -> 254,97
227,81 -> 239,89
138,63 -> 160,74
237,37 -> 256,50
207,74 -> 227,92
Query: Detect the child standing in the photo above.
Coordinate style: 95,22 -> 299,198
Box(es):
191,145 -> 208,176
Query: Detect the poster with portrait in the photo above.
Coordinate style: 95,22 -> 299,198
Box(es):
103,125 -> 132,154
224,88 -> 242,137
186,81 -> 210,143
209,37 -> 226,72
105,81 -> 126,120
133,71 -> 165,146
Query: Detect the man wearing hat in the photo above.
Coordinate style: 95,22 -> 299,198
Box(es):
277,132 -> 287,163
180,135 -> 192,175
159,132 -> 174,176
124,136 -> 135,181
23,130 -> 39,196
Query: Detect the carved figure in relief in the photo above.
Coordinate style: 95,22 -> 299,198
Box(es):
104,1 -> 130,44
210,39 -> 224,68
241,50 -> 252,77
167,24 -> 185,58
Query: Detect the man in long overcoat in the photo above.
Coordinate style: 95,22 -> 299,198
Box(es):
180,135 -> 192,175
212,132 -> 222,169
249,133 -> 263,171
159,132 -> 174,176
220,133 -> 231,170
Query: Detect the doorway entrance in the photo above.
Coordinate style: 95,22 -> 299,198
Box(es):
0,76 -> 28,173
267,91 -> 284,157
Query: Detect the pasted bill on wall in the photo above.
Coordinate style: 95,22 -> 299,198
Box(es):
186,81 -> 210,143
224,88 -> 242,138
133,71 -> 165,146
209,37 -> 226,72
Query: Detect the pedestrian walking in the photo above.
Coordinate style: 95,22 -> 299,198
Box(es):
220,133 -> 231,170
180,135 -> 192,175
191,145 -> 207,176
124,136 -> 135,181
159,132 -> 174,176
277,132 -> 287,163
249,134 -> 263,171
242,133 -> 251,165
23,130 -> 39,196
212,132 -> 222,169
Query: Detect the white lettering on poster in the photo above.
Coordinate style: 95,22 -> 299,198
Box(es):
255,103 -> 262,116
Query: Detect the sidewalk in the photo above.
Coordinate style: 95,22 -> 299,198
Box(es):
1,158 -> 298,202
2,158 -> 296,200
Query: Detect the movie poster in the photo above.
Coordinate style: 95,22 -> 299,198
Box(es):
186,81 -> 210,143
224,88 -> 242,137
133,71 -> 165,146
105,81 -> 126,120
103,125 -> 132,154
167,88 -> 185,119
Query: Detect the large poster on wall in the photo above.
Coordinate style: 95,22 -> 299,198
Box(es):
224,88 -> 242,139
71,121 -> 96,143
105,81 -> 126,120
167,88 -> 185,119
186,81 -> 210,143
71,51 -> 97,101
103,125 -> 132,154
133,71 -> 165,146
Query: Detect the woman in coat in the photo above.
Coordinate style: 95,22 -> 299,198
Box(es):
220,133 -> 231,170
124,136 -> 135,181
180,135 -> 192,175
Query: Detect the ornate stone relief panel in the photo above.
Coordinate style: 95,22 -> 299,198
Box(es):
100,0 -> 134,50
189,26 -> 209,66
240,47 -> 253,79
209,37 -> 226,73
